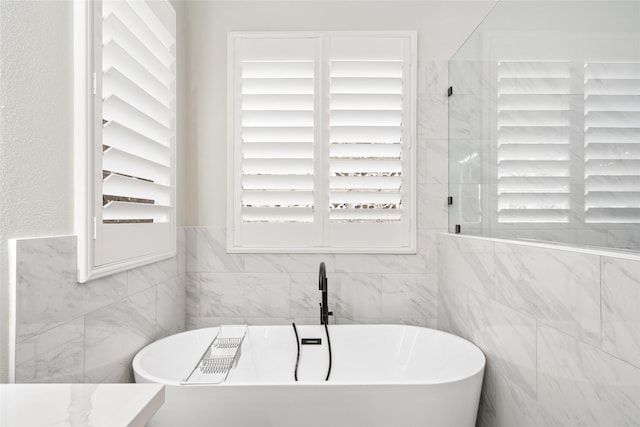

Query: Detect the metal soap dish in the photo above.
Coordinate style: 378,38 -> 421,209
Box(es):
182,325 -> 247,384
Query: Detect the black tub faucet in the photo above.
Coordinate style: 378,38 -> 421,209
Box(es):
319,262 -> 333,325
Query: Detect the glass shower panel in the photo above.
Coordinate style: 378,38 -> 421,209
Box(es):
448,1 -> 640,252
448,36 -> 490,237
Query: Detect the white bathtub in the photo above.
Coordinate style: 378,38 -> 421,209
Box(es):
133,324 -> 485,427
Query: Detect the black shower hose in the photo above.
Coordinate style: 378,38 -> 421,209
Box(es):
291,322 -> 332,381
292,322 -> 300,381
324,321 -> 332,381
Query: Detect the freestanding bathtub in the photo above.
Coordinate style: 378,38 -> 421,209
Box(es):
133,324 -> 485,427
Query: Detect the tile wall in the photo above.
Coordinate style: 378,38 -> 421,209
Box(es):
11,230 -> 186,383
185,226 -> 438,329
10,222 -> 437,383
438,233 -> 640,426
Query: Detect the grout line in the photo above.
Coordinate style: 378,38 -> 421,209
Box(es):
82,315 -> 87,384
534,318 -> 538,400
288,272 -> 293,319
541,321 -> 640,372
600,255 -> 603,351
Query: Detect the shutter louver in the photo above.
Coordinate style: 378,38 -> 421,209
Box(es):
584,62 -> 640,223
240,58 -> 315,223
101,0 -> 175,224
497,61 -> 572,223
329,60 -> 404,222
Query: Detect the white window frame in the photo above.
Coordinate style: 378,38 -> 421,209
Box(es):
74,0 -> 176,283
227,31 -> 417,254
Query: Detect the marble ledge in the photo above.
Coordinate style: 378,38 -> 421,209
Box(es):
438,232 -> 640,263
0,383 -> 164,427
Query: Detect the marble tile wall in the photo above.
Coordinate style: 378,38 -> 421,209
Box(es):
185,60 -> 448,331
185,227 -> 438,329
12,229 -> 186,383
438,233 -> 640,426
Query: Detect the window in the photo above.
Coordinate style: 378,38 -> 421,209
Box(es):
495,59 -> 640,227
584,62 -> 640,224
228,32 -> 416,253
75,0 -> 176,282
496,60 -> 572,224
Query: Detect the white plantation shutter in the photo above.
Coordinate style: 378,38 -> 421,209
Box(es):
101,0 -> 175,224
239,42 -> 316,224
584,62 -> 640,223
496,61 -> 572,223
327,36 -> 414,249
329,48 -> 403,222
231,38 -> 319,248
229,33 -> 416,252
75,0 -> 176,282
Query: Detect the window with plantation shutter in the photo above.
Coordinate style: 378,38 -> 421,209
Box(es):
496,60 -> 572,224
228,32 -> 416,252
75,0 -> 176,282
584,62 -> 640,224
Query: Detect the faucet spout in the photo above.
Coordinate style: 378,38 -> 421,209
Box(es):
319,262 -> 332,325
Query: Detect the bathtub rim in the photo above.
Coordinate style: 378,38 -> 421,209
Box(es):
133,324 -> 486,387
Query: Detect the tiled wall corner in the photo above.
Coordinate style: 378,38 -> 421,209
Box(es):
12,230 -> 187,383
438,233 -> 640,426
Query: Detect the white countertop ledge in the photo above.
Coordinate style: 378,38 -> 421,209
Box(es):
0,383 -> 164,427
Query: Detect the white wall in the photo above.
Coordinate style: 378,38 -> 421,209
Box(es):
185,0 -> 496,226
0,0 -> 74,383
0,0 -> 187,383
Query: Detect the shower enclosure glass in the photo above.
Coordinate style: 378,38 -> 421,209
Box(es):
448,0 -> 640,252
